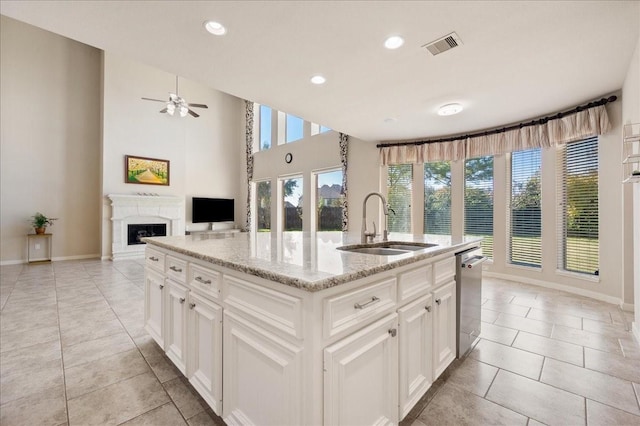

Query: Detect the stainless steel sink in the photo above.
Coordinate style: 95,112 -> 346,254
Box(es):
337,241 -> 438,256
343,247 -> 410,256
381,243 -> 438,251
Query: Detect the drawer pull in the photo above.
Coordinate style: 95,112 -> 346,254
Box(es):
195,276 -> 212,285
159,284 -> 164,290
388,328 -> 397,337
425,305 -> 432,312
169,266 -> 183,273
149,256 -> 159,262
354,296 -> 380,310
436,298 -> 442,305
179,298 -> 185,304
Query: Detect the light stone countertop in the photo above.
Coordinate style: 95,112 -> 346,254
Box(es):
143,232 -> 482,292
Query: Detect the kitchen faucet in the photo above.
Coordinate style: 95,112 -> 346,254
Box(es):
362,192 -> 390,244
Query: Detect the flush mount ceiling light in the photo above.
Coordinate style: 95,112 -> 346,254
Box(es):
384,117 -> 398,123
310,75 -> 326,85
204,20 -> 226,35
437,103 -> 463,116
384,35 -> 404,50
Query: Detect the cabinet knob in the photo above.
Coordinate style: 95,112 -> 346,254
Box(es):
425,305 -> 432,312
179,298 -> 185,304
189,303 -> 196,309
388,328 -> 397,337
436,298 -> 442,305
159,284 -> 164,290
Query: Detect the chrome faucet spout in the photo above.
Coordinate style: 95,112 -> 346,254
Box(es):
362,192 -> 390,244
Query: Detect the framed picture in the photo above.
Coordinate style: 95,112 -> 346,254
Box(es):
125,155 -> 170,186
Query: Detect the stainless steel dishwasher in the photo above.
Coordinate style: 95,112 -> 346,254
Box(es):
455,247 -> 487,358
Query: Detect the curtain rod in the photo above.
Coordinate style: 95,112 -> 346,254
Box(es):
376,95 -> 617,148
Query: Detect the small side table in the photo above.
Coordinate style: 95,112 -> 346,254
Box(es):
27,233 -> 52,263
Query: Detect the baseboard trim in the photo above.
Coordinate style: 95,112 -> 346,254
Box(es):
633,322 -> 640,344
484,271 -> 622,306
621,302 -> 635,313
1,254 -> 101,266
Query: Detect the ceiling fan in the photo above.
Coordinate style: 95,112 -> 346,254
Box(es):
141,76 -> 208,118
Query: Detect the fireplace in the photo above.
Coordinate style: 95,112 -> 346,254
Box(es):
108,194 -> 185,260
128,223 -> 167,245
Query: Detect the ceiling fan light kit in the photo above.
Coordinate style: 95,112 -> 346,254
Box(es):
141,76 -> 208,118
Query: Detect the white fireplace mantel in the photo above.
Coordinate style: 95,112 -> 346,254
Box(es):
108,194 -> 185,260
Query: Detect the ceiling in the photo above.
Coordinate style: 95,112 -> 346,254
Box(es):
1,1 -> 638,142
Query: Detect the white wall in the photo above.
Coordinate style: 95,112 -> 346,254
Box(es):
0,16 -> 102,263
100,53 -> 243,257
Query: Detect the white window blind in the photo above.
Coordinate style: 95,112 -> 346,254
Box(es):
387,164 -> 412,233
256,180 -> 271,231
508,149 -> 542,267
557,137 -> 599,276
464,157 -> 494,259
424,162 -> 451,235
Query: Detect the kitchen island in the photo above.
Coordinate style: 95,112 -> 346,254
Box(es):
143,231 -> 480,425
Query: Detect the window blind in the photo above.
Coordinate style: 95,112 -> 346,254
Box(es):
557,137 -> 599,275
424,162 -> 451,235
508,149 -> 542,267
464,157 -> 494,259
387,164 -> 412,233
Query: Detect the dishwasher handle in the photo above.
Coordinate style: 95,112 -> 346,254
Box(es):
462,255 -> 487,269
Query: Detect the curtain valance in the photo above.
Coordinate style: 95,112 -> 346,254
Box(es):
379,102 -> 612,165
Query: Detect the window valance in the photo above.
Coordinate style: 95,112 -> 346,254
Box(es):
379,98 -> 613,165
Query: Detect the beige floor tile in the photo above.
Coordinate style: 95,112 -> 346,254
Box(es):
540,358 -> 640,415
1,367 -> 64,405
582,318 -> 633,339
62,331 -> 134,368
65,348 -> 150,399
408,419 -> 428,426
620,337 -> 640,360
146,351 -> 182,383
512,331 -> 583,366
67,372 -> 169,425
585,347 -> 640,383
494,313 -> 553,337
486,369 -> 585,425
479,322 -> 518,346
417,382 -> 527,426
0,324 -> 60,353
0,384 -> 67,426
481,308 -> 500,324
120,402 -> 188,425
526,308 -> 582,329
187,409 -> 225,426
446,357 -> 498,397
634,383 -> 640,408
60,317 -> 124,348
482,300 -> 531,317
0,307 -> 59,333
163,377 -> 208,419
527,420 -> 547,426
0,339 -> 62,378
586,399 -> 640,426
551,324 -> 623,355
470,339 -> 544,380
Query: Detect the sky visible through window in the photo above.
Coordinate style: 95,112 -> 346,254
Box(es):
286,115 -> 304,143
260,105 -> 272,150
284,170 -> 342,207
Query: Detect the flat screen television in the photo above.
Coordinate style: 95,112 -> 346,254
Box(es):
192,197 -> 234,223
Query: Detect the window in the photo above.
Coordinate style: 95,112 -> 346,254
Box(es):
424,162 -> 451,235
557,137 -> 599,275
387,164 -> 412,233
259,105 -> 272,150
320,125 -> 331,133
286,114 -> 304,143
465,157 -> 494,259
255,180 -> 271,231
316,170 -> 344,231
509,149 -> 541,267
283,177 -> 302,231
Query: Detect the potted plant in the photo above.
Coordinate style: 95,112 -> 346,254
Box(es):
30,212 -> 58,234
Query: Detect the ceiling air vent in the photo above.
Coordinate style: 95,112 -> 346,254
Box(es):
423,32 -> 463,56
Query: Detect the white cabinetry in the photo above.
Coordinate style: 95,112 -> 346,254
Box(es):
165,280 -> 188,374
623,123 -> 640,184
432,280 -> 456,379
188,291 -> 223,414
324,313 -> 398,426
398,294 -> 433,419
144,268 -> 165,347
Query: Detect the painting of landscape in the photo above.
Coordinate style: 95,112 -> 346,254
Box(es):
125,155 -> 170,186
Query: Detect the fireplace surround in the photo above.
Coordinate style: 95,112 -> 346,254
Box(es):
108,194 -> 184,260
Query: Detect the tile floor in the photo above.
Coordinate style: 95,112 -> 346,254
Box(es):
1,260 -> 639,425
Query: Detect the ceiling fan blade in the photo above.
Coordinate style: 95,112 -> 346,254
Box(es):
159,107 -> 168,113
141,97 -> 166,103
187,109 -> 200,118
187,103 -> 208,109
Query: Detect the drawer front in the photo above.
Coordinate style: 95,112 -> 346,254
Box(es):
323,277 -> 397,339
189,264 -> 221,300
398,264 -> 432,304
434,257 -> 455,286
224,274 -> 303,339
145,248 -> 165,272
166,255 -> 187,283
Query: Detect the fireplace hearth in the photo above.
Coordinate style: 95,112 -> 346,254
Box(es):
127,224 -> 167,245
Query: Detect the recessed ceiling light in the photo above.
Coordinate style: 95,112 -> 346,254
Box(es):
310,75 -> 326,85
437,103 -> 463,116
204,21 -> 226,36
384,35 -> 404,50
384,117 -> 398,123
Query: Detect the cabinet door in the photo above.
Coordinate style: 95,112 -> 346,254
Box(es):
188,291 -> 223,415
144,268 -> 165,348
432,281 -> 456,379
324,313 -> 398,426
398,295 -> 433,420
165,280 -> 188,374
223,311 -> 303,426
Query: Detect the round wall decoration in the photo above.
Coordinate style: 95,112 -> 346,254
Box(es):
285,153 -> 293,164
